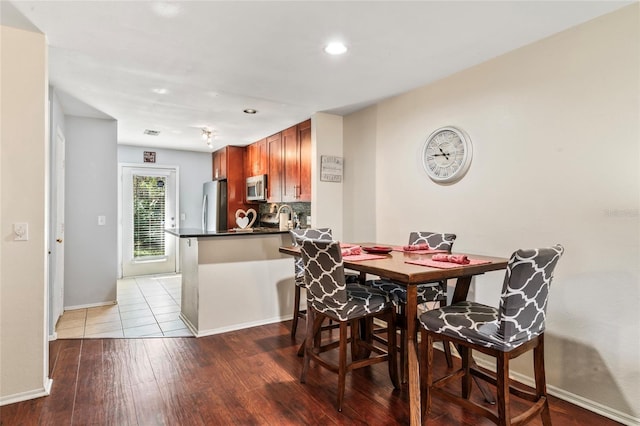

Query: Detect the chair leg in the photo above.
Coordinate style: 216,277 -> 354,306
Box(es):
300,308 -> 315,384
399,304 -> 408,384
443,340 -> 454,368
386,310 -> 400,389
291,284 -> 302,338
496,352 -> 511,426
420,329 -> 434,420
337,321 -> 349,411
460,345 -> 472,399
350,319 -> 359,362
534,334 -> 552,426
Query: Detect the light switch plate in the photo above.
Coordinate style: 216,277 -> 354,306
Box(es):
98,216 -> 106,226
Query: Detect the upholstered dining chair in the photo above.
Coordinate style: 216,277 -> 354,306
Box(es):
369,231 -> 457,381
419,245 -> 564,426
298,238 -> 399,411
289,227 -> 333,338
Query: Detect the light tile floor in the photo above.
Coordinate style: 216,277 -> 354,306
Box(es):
55,274 -> 193,339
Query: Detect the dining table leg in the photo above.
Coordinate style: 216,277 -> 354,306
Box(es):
451,276 -> 496,405
405,283 -> 421,426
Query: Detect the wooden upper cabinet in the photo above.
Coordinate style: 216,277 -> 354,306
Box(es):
245,138 -> 267,178
282,120 -> 311,202
212,148 -> 227,180
297,120 -> 312,201
282,125 -> 299,202
267,133 -> 283,202
250,118 -> 311,203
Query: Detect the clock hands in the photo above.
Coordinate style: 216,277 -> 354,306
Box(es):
432,147 -> 450,160
438,147 -> 449,160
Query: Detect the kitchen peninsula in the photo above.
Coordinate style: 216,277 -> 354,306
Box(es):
166,228 -> 295,337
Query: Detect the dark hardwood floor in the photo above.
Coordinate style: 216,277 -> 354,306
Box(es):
1,321 -> 621,425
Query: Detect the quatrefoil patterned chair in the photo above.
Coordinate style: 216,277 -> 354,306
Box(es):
298,238 -> 399,411
289,227 -> 334,338
419,245 -> 564,426
369,231 -> 457,380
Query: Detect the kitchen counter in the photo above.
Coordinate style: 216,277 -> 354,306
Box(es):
166,228 -> 296,337
166,227 -> 288,238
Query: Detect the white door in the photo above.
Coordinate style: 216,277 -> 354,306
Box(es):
51,127 -> 65,327
121,166 -> 177,277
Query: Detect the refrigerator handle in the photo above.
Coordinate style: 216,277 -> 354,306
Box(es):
202,194 -> 207,230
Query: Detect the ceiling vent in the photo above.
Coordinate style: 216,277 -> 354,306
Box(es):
144,129 -> 161,136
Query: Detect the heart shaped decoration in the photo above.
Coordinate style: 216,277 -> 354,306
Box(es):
235,208 -> 257,229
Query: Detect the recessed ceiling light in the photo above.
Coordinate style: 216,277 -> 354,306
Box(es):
324,42 -> 347,55
152,88 -> 168,94
243,109 -> 257,114
144,129 -> 161,136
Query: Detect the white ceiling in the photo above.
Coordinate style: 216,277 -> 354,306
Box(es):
3,1 -> 633,152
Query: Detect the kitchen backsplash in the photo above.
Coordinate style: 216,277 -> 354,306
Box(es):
259,202 -> 311,228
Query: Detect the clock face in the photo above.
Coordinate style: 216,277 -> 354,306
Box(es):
422,126 -> 472,183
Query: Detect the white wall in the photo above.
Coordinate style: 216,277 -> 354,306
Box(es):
311,112 -> 344,239
0,25 -> 51,404
64,116 -> 118,308
118,145 -> 211,229
342,106 -> 378,243
343,5 -> 639,422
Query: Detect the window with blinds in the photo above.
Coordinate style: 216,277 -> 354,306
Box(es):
133,175 -> 166,259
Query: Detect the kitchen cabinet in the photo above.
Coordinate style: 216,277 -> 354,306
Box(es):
282,120 -> 311,202
267,133 -> 283,202
296,119 -> 312,201
257,119 -> 311,203
245,138 -> 266,178
212,146 -> 250,229
212,148 -> 227,180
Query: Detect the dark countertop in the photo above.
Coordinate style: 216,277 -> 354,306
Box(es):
165,227 -> 289,238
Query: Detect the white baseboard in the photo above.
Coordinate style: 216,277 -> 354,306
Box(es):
64,300 -> 117,311
0,378 -> 53,407
193,315 -> 290,338
178,313 -> 198,336
473,357 -> 640,426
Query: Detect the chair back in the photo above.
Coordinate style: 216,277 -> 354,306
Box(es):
290,228 -> 332,282
298,238 -> 349,312
409,231 -> 457,252
498,245 -> 564,343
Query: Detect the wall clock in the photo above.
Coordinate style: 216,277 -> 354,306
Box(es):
422,126 -> 473,184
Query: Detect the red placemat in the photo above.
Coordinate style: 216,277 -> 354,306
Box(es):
343,254 -> 388,262
391,246 -> 448,255
340,243 -> 358,248
405,258 -> 492,269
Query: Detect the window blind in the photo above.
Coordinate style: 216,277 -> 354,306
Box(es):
133,175 -> 166,258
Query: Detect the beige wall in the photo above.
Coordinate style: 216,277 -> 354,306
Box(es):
343,105 -> 378,243
0,25 -> 50,403
311,112 -> 345,240
343,4 -> 639,422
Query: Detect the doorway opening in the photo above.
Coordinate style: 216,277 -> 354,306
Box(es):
119,164 -> 179,278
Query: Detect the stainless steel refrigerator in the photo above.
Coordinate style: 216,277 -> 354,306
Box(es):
202,180 -> 227,232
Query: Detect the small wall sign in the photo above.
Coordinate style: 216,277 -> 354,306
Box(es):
143,151 -> 156,163
320,155 -> 343,182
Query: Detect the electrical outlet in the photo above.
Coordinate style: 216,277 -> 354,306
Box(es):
98,216 -> 106,226
180,213 -> 186,221
14,223 -> 29,241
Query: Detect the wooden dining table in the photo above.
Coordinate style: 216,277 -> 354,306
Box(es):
279,242 -> 509,426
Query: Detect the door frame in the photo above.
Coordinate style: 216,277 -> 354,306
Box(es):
50,126 -> 65,334
117,163 -> 180,278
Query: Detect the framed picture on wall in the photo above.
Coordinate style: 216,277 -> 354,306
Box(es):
143,151 -> 156,163
320,155 -> 343,182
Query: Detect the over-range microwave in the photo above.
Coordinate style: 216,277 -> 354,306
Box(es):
246,174 -> 267,202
